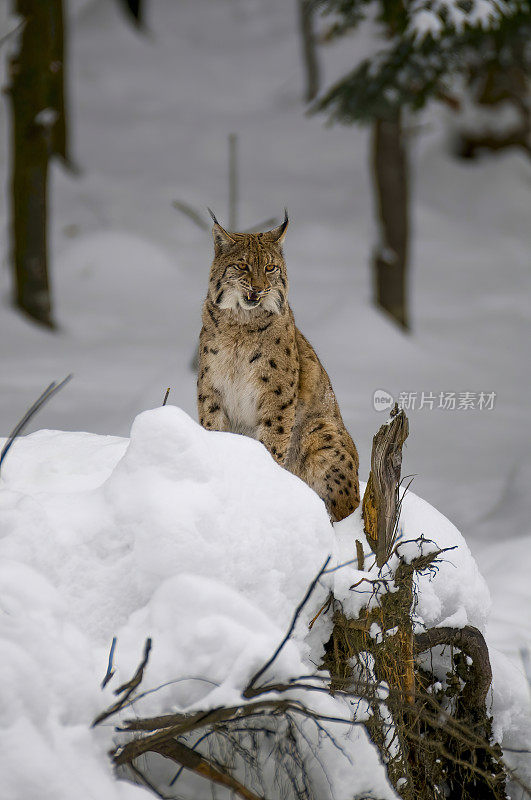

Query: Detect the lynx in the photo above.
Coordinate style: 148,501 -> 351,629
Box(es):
197,212 -> 360,522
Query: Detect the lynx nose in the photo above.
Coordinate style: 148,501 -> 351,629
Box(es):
247,289 -> 260,302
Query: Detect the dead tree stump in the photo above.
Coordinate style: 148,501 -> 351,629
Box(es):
324,405 -> 508,799
362,403 -> 409,567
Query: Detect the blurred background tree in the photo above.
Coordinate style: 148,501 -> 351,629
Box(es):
116,0 -> 144,29
315,0 -> 530,331
6,0 -> 147,330
8,0 -> 69,328
297,0 -> 321,102
450,9 -> 531,159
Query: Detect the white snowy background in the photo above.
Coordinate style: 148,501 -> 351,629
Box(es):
0,0 -> 530,797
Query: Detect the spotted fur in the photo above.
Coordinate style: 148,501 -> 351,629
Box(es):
197,214 -> 360,522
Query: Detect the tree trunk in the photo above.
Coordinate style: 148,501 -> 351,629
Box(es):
371,112 -> 410,331
50,0 -> 69,163
117,0 -> 144,28
297,0 -> 320,103
8,0 -> 68,328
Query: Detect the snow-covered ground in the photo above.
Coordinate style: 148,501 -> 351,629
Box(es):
0,0 -> 530,794
1,408 -> 528,798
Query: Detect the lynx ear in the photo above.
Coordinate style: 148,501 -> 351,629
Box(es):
267,210 -> 289,245
208,208 -> 235,254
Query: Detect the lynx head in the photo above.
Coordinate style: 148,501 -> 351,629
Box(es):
207,211 -> 289,315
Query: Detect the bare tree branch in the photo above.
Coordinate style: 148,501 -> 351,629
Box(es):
101,636 -> 117,689
92,638 -> 151,727
244,556 -> 330,697
149,737 -> 267,800
0,375 -> 72,472
414,625 -> 492,707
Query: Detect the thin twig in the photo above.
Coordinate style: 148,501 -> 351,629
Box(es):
128,762 -> 182,799
101,637 -> 117,689
308,594 -> 333,629
169,730 -> 216,786
104,660 -> 530,796
115,675 -> 219,712
323,558 -> 357,574
244,556 -> 330,696
0,375 -> 72,472
92,638 -> 151,726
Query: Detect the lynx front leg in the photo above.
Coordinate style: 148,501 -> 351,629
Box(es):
197,381 -> 228,432
256,384 -> 297,466
296,420 -> 360,522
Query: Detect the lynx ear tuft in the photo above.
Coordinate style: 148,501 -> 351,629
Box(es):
208,209 -> 235,253
207,207 -> 219,225
267,209 -> 289,245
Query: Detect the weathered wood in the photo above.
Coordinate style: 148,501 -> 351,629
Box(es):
358,405 -> 415,795
361,402 -> 411,713
415,625 -> 492,709
355,539 -> 364,571
151,739 -> 266,800
362,403 -> 409,567
415,625 -> 507,799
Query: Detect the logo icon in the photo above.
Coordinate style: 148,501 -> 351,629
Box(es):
373,389 -> 394,412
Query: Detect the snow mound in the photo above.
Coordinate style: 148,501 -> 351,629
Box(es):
0,406 -> 333,644
330,485 -> 490,632
0,407 -> 527,798
1,407 -> 350,799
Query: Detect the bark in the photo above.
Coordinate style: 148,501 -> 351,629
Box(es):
8,0 -> 68,327
147,739 -> 266,800
371,112 -> 410,331
50,0 -> 69,163
415,626 -> 507,799
414,625 -> 492,710
297,0 -> 320,103
362,403 -> 409,567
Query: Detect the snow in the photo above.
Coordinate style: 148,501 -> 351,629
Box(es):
0,406 -> 332,646
408,0 -> 504,39
332,487 -> 492,634
1,409 -> 529,797
0,409 -> 398,799
0,0 -> 530,794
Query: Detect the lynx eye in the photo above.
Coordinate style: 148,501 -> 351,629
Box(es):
265,264 -> 278,273
234,263 -> 248,271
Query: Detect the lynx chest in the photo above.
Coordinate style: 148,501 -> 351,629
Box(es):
210,337 -> 259,437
